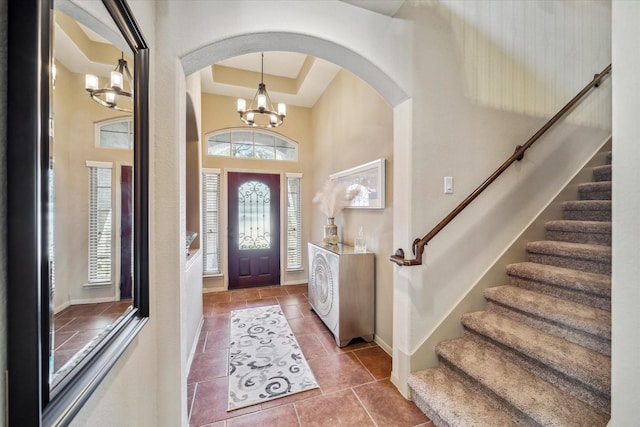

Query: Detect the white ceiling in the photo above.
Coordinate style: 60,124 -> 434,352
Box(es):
198,52 -> 342,108
341,0 -> 405,17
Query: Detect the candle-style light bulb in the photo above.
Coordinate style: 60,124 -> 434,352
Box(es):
257,94 -> 267,110
85,74 -> 99,90
277,103 -> 286,117
111,70 -> 123,89
237,98 -> 246,113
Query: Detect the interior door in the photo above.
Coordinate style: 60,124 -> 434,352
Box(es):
120,165 -> 133,299
228,172 -> 280,289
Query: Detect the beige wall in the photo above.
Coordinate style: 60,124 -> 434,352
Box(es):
52,60 -> 133,310
310,69 -> 394,350
200,92 -> 314,290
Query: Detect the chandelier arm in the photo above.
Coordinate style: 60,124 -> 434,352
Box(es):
88,88 -> 133,113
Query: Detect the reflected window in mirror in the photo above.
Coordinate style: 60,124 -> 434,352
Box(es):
97,117 -> 134,149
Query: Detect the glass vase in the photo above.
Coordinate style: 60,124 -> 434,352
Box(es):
323,217 -> 338,245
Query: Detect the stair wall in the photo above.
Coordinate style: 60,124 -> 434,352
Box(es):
408,141 -> 612,426
407,138 -> 612,373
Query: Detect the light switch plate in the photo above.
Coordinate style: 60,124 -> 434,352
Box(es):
444,176 -> 453,194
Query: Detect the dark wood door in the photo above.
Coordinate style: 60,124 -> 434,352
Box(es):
228,172 -> 280,289
120,165 -> 133,299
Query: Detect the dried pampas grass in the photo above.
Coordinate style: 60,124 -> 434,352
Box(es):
312,180 -> 347,218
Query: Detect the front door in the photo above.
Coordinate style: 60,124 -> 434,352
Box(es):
228,172 -> 280,289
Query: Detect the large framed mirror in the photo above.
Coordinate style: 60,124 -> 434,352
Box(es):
6,0 -> 149,425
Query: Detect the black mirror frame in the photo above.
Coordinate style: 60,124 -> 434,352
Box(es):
6,0 -> 149,425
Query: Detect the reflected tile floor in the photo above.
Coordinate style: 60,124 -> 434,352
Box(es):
188,285 -> 433,427
53,300 -> 132,371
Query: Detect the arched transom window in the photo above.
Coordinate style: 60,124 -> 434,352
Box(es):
96,117 -> 134,150
206,129 -> 298,161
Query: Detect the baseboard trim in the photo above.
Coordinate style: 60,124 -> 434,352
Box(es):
69,296 -> 117,306
54,301 -> 71,314
187,317 -> 204,374
374,335 -> 392,356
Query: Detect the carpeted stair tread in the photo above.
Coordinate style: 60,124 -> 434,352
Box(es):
484,286 -> 611,340
545,220 -> 611,245
545,220 -> 611,235
526,240 -> 611,274
436,337 -> 609,426
507,262 -> 611,298
408,368 -> 518,427
577,181 -> 611,200
592,165 -> 611,182
461,311 -> 611,395
606,151 -> 612,165
562,200 -> 611,221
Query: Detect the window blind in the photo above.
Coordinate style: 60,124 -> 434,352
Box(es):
286,176 -> 302,269
202,171 -> 221,275
88,165 -> 113,283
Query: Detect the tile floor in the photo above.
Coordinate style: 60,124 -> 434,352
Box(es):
188,284 -> 433,427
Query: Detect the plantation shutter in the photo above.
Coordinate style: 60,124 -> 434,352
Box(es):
88,162 -> 113,283
286,174 -> 302,269
202,170 -> 221,275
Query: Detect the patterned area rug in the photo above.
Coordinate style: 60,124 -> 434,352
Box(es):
227,305 -> 319,411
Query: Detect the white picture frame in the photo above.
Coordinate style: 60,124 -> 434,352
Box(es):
330,158 -> 385,209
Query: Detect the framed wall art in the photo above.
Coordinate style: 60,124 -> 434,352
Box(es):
330,158 -> 385,209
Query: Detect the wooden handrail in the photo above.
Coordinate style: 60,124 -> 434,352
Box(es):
390,64 -> 612,267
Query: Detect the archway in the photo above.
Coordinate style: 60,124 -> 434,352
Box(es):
181,32 -> 408,108
179,29 -> 414,397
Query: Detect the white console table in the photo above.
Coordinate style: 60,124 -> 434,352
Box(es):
307,242 -> 375,347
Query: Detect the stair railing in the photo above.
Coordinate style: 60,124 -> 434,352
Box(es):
390,64 -> 612,267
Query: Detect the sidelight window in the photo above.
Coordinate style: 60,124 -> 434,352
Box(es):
87,161 -> 113,283
286,174 -> 302,269
202,169 -> 221,275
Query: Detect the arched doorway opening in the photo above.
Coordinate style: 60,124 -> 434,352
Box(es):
180,30 -> 414,400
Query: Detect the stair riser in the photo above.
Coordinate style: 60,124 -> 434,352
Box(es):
408,369 -> 522,427
407,385 -> 450,427
463,331 -> 611,414
578,190 -> 611,201
508,276 -> 611,311
592,168 -> 611,182
527,253 -> 611,275
546,230 -> 611,246
487,302 -> 611,356
563,210 -> 611,222
436,359 -> 534,426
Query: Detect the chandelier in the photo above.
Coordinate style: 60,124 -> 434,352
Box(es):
85,53 -> 133,113
236,53 -> 286,128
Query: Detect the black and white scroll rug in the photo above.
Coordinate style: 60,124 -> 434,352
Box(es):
227,305 -> 319,411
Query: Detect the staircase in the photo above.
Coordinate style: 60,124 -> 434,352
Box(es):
408,150 -> 612,427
